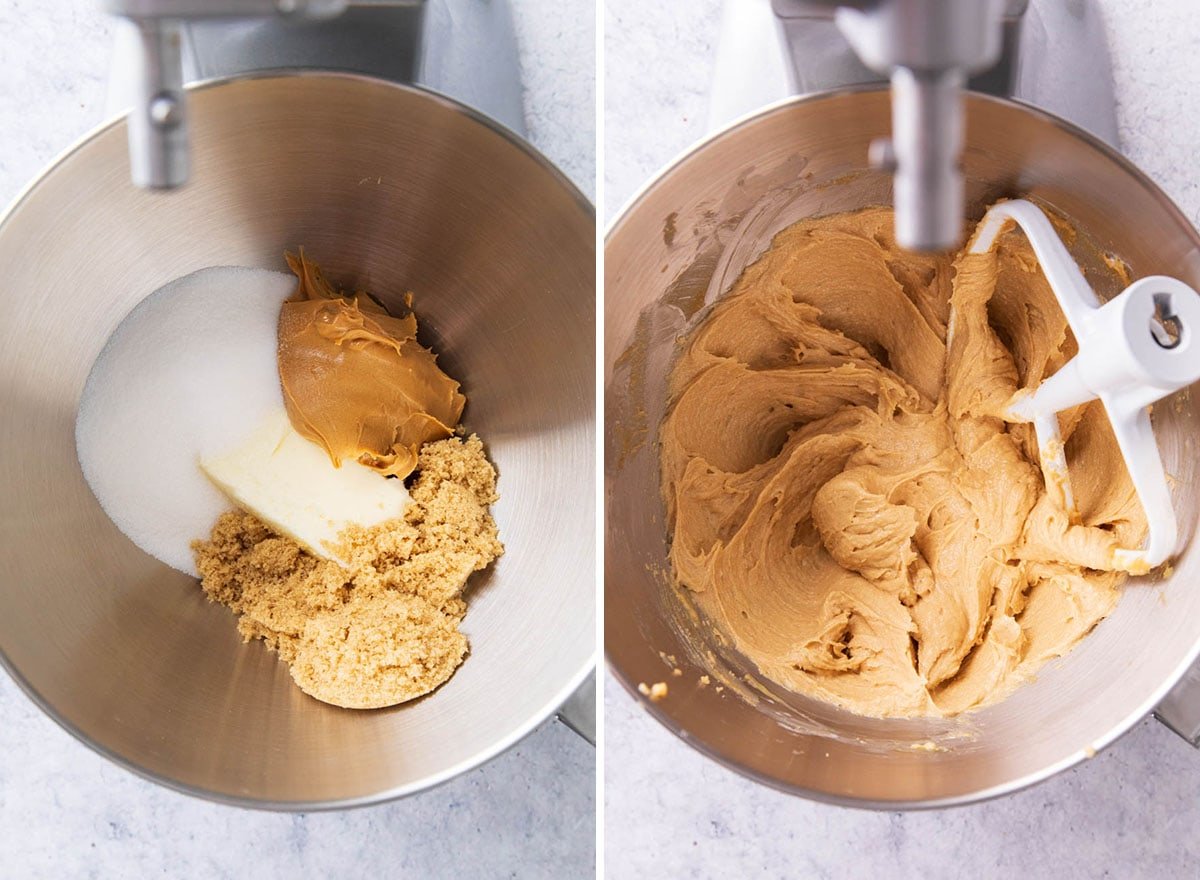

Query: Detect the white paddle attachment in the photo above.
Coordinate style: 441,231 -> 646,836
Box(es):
970,200 -> 1200,573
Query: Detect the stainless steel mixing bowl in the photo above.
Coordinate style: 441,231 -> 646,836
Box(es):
0,72 -> 595,808
605,88 -> 1200,807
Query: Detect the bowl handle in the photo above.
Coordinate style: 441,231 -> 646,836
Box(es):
556,672 -> 596,746
1156,661 -> 1200,746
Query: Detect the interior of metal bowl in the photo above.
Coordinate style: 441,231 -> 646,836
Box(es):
605,88 -> 1200,807
0,73 -> 595,807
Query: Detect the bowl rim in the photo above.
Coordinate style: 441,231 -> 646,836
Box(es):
603,82 -> 1200,809
0,68 -> 597,812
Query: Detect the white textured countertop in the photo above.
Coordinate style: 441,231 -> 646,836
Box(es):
0,2 -> 594,878
605,1 -> 1200,877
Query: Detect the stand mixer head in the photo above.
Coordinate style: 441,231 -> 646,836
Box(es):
102,0 -> 524,189
774,0 -> 1008,251
103,0 -> 353,188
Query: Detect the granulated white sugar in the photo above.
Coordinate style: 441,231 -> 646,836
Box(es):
75,266 -> 295,575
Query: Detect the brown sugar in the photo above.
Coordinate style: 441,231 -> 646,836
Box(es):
192,434 -> 503,709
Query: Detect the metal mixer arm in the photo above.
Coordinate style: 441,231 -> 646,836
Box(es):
773,0 -> 1009,251
101,0 -> 419,190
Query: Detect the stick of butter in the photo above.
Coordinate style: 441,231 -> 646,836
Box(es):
200,408 -> 410,565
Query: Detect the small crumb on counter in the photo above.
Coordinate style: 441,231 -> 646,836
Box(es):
699,674 -> 711,687
638,681 -> 669,702
909,741 -> 945,753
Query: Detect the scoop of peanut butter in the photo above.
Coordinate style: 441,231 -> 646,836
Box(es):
278,252 -> 465,480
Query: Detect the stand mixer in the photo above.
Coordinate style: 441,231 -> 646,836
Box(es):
0,1 -> 594,808
709,0 -> 1200,749
98,0 -> 597,747
606,0 -> 1200,805
712,0 -> 1120,250
102,0 -> 524,188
